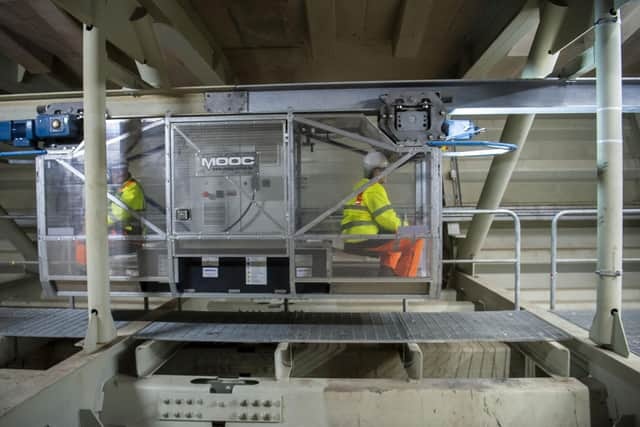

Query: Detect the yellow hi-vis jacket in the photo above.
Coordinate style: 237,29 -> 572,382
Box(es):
107,178 -> 145,233
341,178 -> 402,243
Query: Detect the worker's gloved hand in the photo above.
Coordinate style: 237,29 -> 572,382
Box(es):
402,218 -> 410,227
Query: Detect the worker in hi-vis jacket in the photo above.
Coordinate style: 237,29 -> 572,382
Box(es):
75,160 -> 145,266
107,161 -> 145,236
340,151 -> 424,277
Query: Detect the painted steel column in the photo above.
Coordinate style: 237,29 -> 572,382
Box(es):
589,0 -> 629,356
83,20 -> 116,351
458,1 -> 567,261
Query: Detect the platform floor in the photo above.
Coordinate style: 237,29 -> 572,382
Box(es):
0,307 -> 128,338
0,307 -> 573,344
135,310 -> 570,344
554,309 -> 640,356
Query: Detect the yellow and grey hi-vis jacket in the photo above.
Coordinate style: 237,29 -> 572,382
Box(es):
107,178 -> 145,233
340,178 -> 401,243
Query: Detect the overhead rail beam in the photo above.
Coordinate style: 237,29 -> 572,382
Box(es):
0,79 -> 639,119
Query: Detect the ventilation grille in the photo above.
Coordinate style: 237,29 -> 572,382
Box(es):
203,201 -> 226,227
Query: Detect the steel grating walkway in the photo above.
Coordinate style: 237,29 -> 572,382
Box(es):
554,309 -> 640,356
0,307 -> 128,338
134,310 -> 571,344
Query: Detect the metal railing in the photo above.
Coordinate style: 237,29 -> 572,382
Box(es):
443,208 -> 521,310
549,208 -> 640,309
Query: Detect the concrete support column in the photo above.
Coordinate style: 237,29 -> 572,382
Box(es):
589,0 -> 630,357
83,18 -> 116,352
458,1 -> 567,261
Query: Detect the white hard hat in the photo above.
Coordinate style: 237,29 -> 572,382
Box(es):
363,151 -> 389,178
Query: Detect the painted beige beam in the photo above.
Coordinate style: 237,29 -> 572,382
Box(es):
27,0 -> 150,89
0,54 -> 73,93
393,0 -> 433,58
305,0 -> 336,59
106,59 -> 151,90
556,1 -> 640,77
130,7 -> 170,88
137,0 -> 230,84
464,1 -> 539,79
52,0 -> 146,63
0,27 -> 52,74
458,1 -> 568,262
0,205 -> 37,272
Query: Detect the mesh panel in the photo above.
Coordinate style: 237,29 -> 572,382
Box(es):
172,121 -> 286,237
40,119 -> 169,282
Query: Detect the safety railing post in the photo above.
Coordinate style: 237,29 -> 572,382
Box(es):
549,208 -> 640,310
443,208 -> 521,310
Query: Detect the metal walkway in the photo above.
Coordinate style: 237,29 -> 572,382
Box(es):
554,309 -> 640,356
0,308 -> 128,338
135,311 -> 570,344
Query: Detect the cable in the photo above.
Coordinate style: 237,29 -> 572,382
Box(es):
428,140 -> 518,158
223,191 -> 256,232
0,149 -> 47,157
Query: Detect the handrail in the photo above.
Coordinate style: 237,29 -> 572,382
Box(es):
549,208 -> 640,309
443,208 -> 521,310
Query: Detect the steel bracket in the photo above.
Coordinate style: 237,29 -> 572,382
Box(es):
595,269 -> 622,277
378,90 -> 447,143
38,102 -> 84,116
204,92 -> 249,113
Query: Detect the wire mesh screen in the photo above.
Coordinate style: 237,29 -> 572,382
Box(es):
171,120 -> 286,244
292,118 -> 434,285
39,119 -> 169,283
